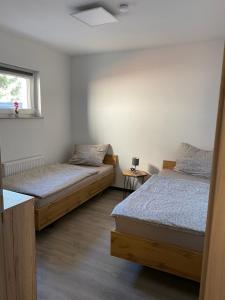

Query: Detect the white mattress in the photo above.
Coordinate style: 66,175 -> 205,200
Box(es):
112,174 -> 210,251
114,217 -> 204,251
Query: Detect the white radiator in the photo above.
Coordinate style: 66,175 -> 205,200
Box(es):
3,155 -> 45,177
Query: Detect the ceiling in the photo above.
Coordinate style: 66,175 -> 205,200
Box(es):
0,0 -> 224,55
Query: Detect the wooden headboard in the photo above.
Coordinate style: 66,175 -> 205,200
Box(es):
163,160 -> 176,170
103,155 -> 118,166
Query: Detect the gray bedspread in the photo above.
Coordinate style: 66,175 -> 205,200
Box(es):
112,175 -> 210,235
3,164 -> 98,198
159,169 -> 210,183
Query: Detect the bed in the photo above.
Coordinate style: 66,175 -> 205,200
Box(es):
3,154 -> 117,231
111,160 -> 210,282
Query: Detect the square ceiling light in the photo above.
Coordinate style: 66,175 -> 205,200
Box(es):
71,7 -> 118,26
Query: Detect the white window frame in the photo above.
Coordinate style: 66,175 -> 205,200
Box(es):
0,63 -> 42,118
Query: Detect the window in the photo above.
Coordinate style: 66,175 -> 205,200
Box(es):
0,63 -> 41,118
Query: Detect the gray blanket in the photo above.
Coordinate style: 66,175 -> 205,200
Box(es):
3,163 -> 98,198
112,175 -> 210,235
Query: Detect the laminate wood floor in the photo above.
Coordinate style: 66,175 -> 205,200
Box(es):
37,189 -> 199,300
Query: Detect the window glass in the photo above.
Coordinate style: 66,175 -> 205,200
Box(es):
0,72 -> 32,110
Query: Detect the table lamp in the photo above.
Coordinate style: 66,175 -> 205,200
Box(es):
131,157 -> 139,172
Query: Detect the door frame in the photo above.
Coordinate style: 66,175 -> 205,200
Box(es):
199,44 -> 225,299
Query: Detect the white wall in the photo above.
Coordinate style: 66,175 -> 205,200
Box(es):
0,29 -> 72,163
71,41 -> 224,187
1,33 -> 222,187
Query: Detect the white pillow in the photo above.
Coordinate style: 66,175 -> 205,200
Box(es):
174,143 -> 213,178
69,144 -> 109,167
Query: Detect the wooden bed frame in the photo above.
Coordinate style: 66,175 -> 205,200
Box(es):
35,154 -> 117,231
111,160 -> 203,282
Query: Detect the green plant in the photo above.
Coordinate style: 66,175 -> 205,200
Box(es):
0,74 -> 22,101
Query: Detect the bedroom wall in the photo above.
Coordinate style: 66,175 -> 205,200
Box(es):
71,40 -> 224,187
0,29 -> 72,164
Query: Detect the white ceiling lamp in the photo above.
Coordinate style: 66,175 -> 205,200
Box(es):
119,3 -> 129,13
71,7 -> 118,26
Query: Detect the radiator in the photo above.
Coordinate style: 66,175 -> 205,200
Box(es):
3,155 -> 45,177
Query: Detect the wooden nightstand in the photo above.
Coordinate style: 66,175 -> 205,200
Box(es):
122,170 -> 148,198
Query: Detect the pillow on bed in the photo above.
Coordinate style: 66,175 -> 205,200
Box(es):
174,143 -> 213,178
69,144 -> 109,167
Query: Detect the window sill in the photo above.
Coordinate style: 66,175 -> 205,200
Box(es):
0,114 -> 44,119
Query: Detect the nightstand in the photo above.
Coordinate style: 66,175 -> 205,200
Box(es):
122,170 -> 148,198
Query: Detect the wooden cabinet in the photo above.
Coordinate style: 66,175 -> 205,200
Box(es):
0,190 -> 36,300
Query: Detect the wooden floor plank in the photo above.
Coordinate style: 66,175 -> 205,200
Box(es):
37,189 -> 199,300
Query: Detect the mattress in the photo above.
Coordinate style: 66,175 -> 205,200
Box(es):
112,175 -> 210,251
3,164 -> 113,208
35,164 -> 113,208
3,163 -> 98,198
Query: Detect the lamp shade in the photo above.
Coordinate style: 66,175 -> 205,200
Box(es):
132,157 -> 139,167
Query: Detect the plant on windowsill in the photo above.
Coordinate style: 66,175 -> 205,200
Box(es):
13,100 -> 19,117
